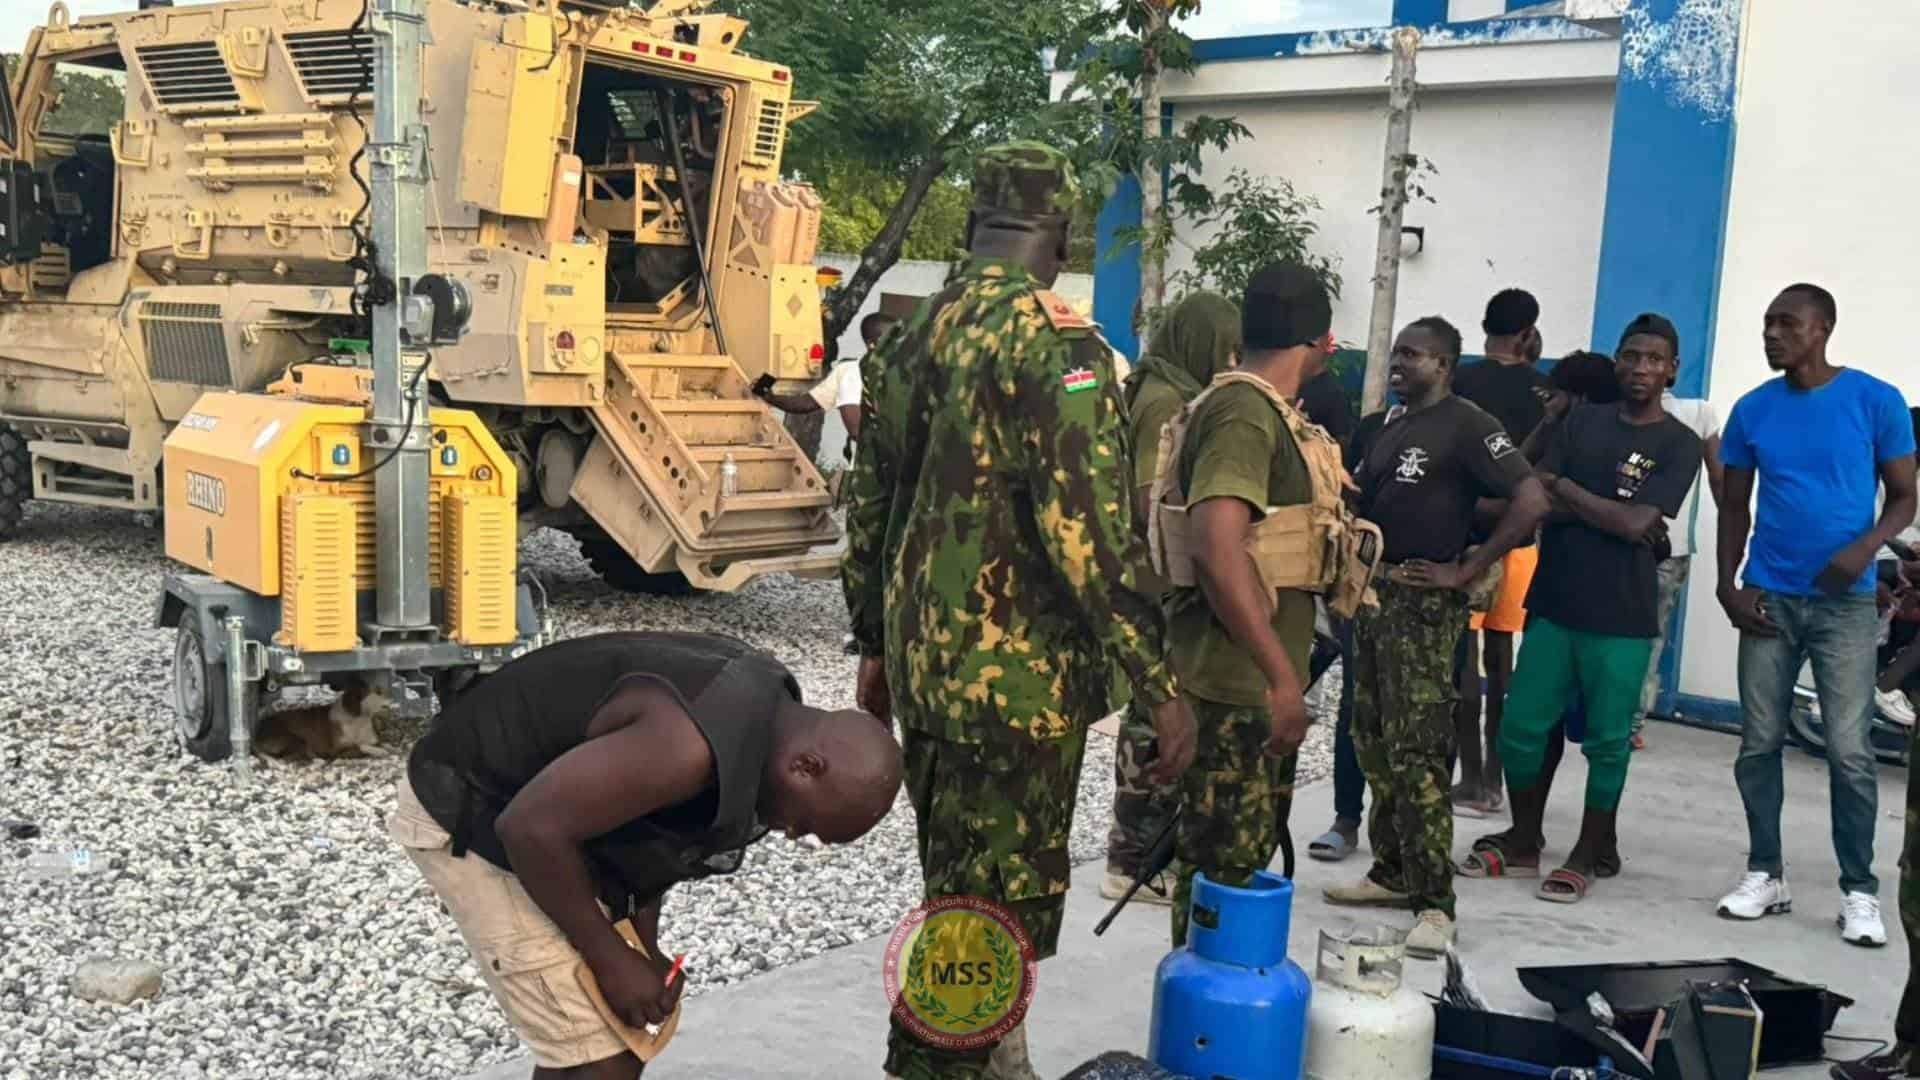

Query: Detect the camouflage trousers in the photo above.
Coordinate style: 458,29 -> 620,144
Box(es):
1352,578 -> 1467,918
885,726 -> 1087,1080
1107,698 -> 1179,876
1898,726 -> 1920,1046
1170,696 -> 1298,947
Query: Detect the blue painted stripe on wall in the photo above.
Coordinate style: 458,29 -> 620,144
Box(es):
1587,0 -> 1745,710
1094,173 -> 1143,362
1189,18 -> 1596,63
1394,0 -> 1450,26
1588,0 -> 1740,398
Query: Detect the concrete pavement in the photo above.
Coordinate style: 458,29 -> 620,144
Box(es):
465,721 -> 1910,1079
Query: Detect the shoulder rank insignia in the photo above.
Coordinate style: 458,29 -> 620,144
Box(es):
1034,289 -> 1091,332
1063,368 -> 1100,394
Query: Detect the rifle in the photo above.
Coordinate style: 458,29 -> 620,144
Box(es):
1093,809 -> 1181,937
1090,810 -> 1298,937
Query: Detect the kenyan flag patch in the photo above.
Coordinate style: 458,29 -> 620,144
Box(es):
1063,368 -> 1099,394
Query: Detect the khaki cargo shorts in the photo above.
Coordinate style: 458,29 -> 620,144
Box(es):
389,776 -> 628,1069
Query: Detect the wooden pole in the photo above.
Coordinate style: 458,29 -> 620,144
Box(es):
1362,26 -> 1421,416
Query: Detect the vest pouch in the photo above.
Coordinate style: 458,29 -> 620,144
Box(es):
1154,501 -> 1198,587
1328,517 -> 1385,619
1246,503 -> 1327,595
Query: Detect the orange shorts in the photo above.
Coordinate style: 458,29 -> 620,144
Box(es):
1470,545 -> 1537,634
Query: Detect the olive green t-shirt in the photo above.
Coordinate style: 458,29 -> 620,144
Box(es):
1165,381 -> 1317,708
1129,377 -> 1184,491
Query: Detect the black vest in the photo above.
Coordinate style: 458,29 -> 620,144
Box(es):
407,631 -> 797,909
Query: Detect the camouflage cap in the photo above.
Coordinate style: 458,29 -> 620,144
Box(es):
971,140 -> 1079,219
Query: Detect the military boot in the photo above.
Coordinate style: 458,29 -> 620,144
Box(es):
986,1022 -> 1041,1080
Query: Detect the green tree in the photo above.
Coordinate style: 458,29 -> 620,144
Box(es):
1171,170 -> 1341,309
41,65 -> 123,137
712,0 -> 1096,340
1053,1 -> 1249,324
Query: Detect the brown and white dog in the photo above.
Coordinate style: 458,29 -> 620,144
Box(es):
256,684 -> 389,759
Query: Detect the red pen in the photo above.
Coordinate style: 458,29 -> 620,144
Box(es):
663,953 -> 688,988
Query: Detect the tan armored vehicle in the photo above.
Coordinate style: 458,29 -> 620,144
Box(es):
0,0 -> 840,593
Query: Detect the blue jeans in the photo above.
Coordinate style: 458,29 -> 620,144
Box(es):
1735,590 -> 1880,895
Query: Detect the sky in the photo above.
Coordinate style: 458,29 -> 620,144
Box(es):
1178,0 -> 1389,39
0,0 -> 1393,54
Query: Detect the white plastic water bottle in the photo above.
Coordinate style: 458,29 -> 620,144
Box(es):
24,847 -> 108,880
720,452 -> 739,498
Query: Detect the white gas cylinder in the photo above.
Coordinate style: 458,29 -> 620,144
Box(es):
1303,926 -> 1435,1080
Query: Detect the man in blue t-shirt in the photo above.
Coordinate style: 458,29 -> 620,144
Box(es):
1714,283 -> 1918,950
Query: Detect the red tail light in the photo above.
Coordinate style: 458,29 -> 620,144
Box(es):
632,42 -> 651,54
809,344 -> 825,361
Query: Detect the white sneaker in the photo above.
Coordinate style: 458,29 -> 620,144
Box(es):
1716,872 -> 1792,919
1840,892 -> 1888,947
1405,909 -> 1456,960
1878,688 -> 1917,727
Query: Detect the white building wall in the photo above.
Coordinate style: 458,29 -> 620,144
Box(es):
1678,0 -> 1920,703
1167,82 -> 1615,357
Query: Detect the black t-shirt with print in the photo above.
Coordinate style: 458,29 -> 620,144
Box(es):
1353,395 -> 1533,564
1298,370 -> 1356,447
1528,404 -> 1705,638
1454,360 -> 1551,444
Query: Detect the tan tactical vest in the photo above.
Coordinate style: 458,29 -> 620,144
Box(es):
1149,372 -> 1383,618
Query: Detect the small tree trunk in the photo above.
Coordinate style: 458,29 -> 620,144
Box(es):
823,132 -> 960,343
1137,2 -> 1169,322
1362,27 -> 1421,416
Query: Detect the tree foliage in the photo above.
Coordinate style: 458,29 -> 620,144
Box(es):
712,0 -> 1097,337
1052,1 -> 1249,315
41,66 -> 123,138
813,168 -> 971,263
1171,170 -> 1341,309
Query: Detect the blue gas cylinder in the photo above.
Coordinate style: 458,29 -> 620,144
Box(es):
1148,870 -> 1312,1080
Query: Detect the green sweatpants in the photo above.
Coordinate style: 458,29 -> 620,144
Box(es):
1500,616 -> 1653,811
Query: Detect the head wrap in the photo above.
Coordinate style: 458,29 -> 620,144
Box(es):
1126,291 -> 1241,407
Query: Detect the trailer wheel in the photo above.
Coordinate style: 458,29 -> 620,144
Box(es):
173,618 -> 257,763
0,423 -> 29,540
578,536 -> 698,596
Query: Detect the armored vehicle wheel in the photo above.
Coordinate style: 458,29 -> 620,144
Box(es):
173,618 -> 257,763
0,423 -> 28,539
578,536 -> 698,596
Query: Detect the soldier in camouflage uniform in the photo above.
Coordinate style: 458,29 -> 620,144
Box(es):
1105,292 -> 1243,904
843,141 -> 1197,1080
1324,317 -> 1547,958
1161,265 -> 1335,947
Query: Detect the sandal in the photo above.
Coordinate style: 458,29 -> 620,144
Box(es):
1538,867 -> 1590,904
1472,829 -> 1543,855
1457,848 -> 1540,879
1308,828 -> 1357,862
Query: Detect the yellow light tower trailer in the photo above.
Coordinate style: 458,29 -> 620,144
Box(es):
0,0 -> 843,763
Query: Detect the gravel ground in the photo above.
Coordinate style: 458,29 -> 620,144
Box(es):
0,503 -> 1335,1080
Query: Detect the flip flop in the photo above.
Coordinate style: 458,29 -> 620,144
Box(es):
1472,829 -> 1544,855
1452,800 -> 1495,819
1307,829 -> 1356,862
1538,867 -> 1590,904
1457,848 -> 1540,879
